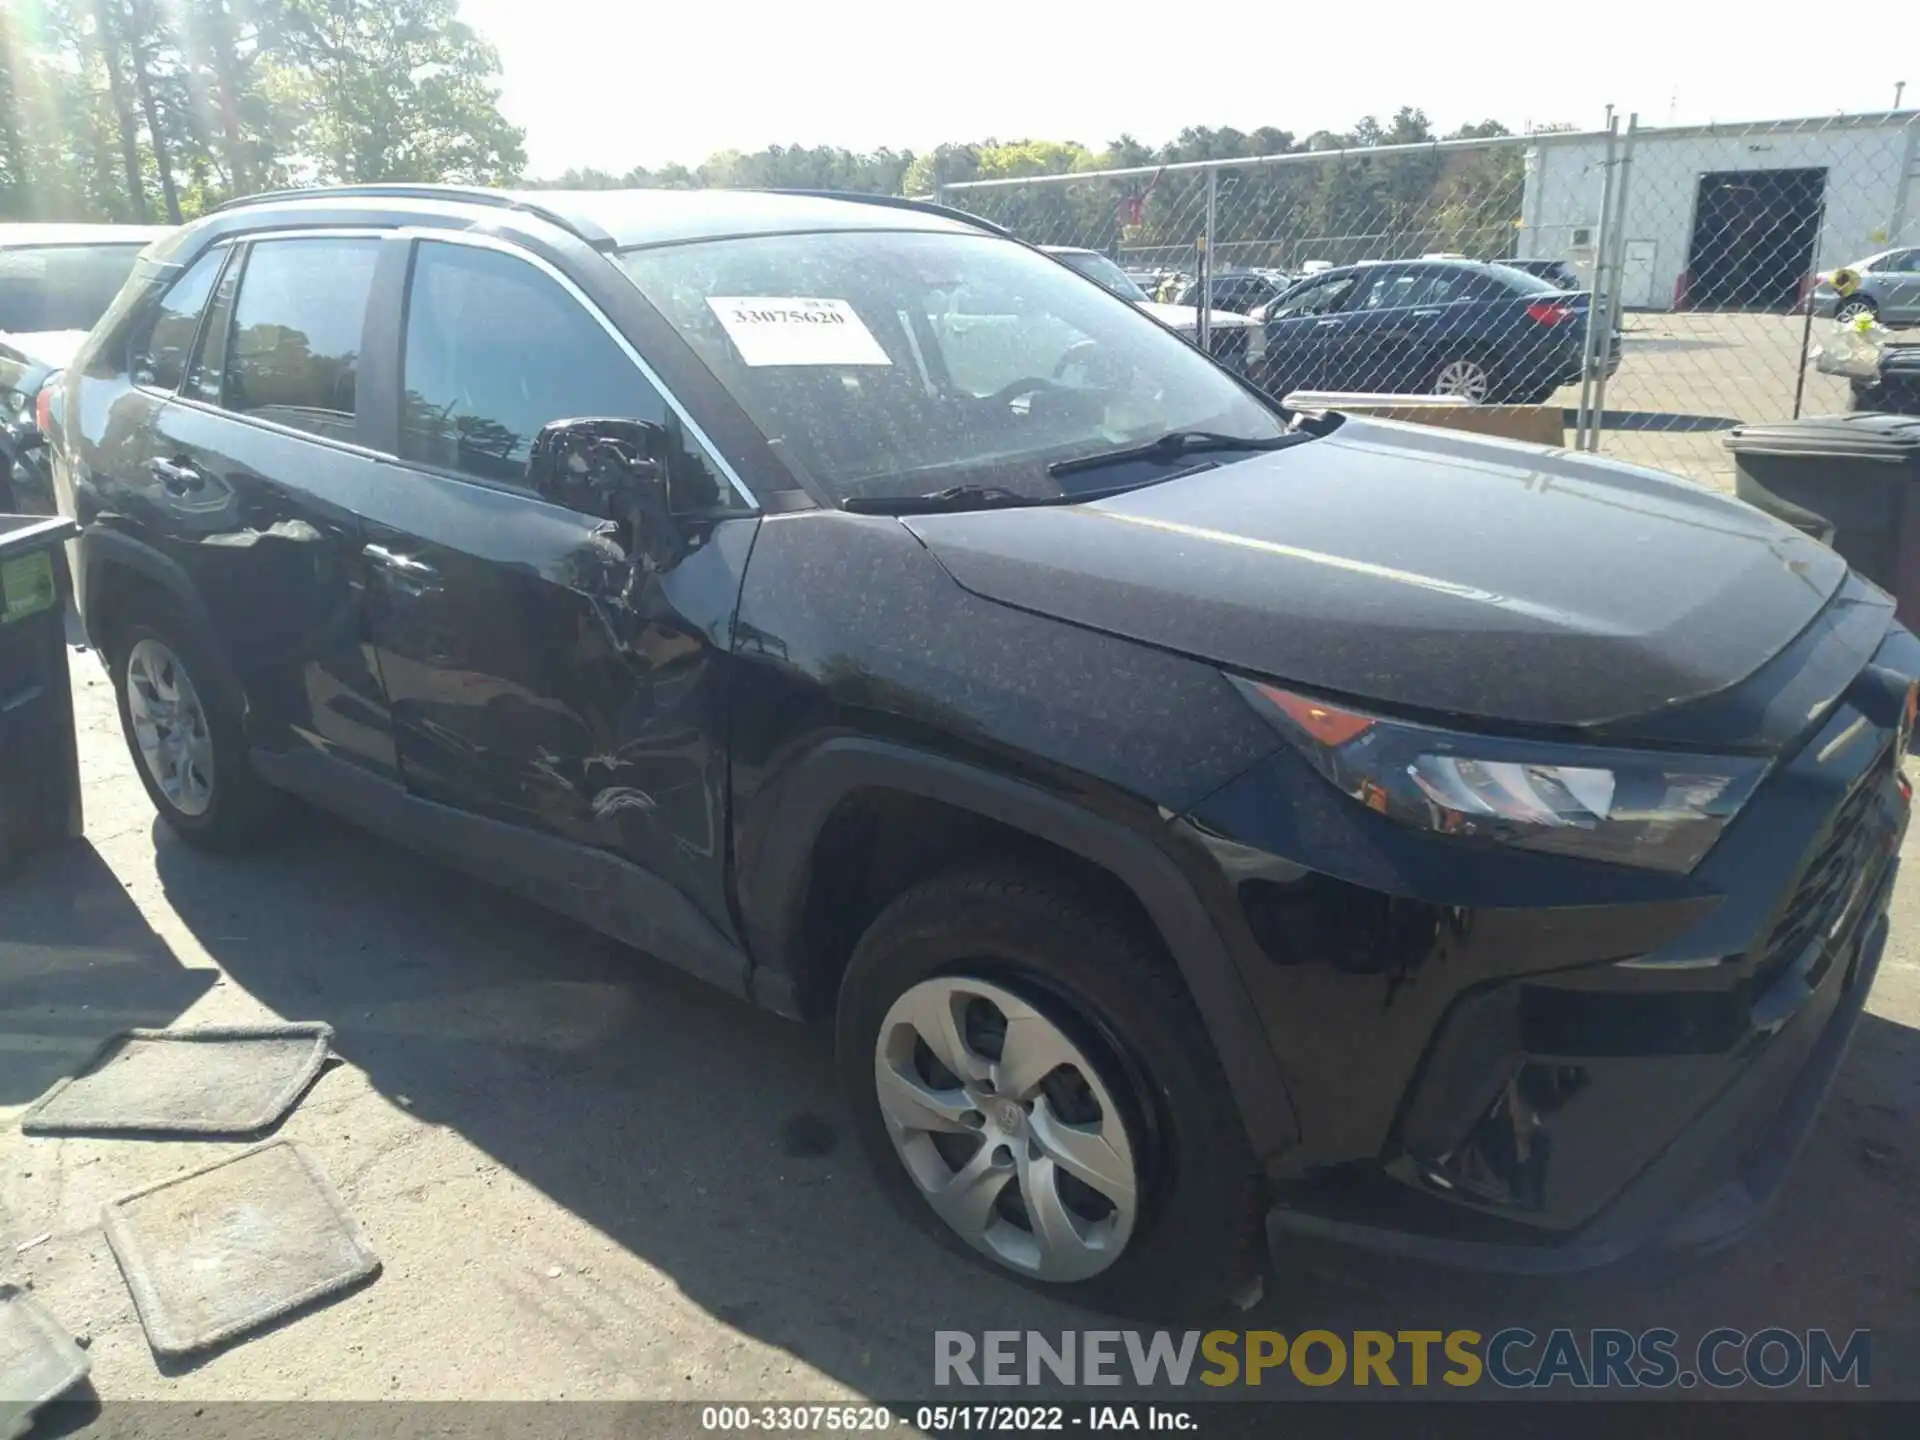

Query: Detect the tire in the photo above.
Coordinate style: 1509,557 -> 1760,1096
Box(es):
1430,353 -> 1496,403
1836,298 -> 1877,325
836,862 -> 1262,1318
109,606 -> 278,850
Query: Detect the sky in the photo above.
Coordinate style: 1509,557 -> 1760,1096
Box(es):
459,0 -> 1914,179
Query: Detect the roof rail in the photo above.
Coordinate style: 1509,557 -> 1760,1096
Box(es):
211,184 -> 612,247
752,189 -> 1013,238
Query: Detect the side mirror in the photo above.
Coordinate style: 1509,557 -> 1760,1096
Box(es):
527,417 -> 682,566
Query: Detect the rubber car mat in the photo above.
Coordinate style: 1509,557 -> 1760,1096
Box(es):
20,1023 -> 333,1137
101,1140 -> 379,1359
0,1284 -> 91,1439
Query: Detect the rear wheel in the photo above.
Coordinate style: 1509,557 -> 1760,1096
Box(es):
1430,354 -> 1495,403
110,611 -> 277,849
837,863 -> 1263,1317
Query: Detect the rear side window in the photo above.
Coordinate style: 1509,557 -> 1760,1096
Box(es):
131,247 -> 226,391
398,241 -> 669,486
1356,269 -> 1422,309
0,244 -> 147,333
1270,276 -> 1356,318
184,252 -> 243,407
222,237 -> 379,440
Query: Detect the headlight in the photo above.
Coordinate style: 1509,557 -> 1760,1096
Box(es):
1234,678 -> 1769,873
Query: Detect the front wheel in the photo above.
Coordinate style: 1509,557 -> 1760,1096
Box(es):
836,864 -> 1263,1317
1836,298 -> 1877,325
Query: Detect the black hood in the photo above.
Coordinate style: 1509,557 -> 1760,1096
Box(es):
904,416 -> 1849,733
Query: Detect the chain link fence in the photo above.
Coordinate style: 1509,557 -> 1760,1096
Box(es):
938,111 -> 1920,487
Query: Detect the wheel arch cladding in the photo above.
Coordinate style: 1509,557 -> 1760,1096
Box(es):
743,737 -> 1301,1161
82,532 -> 238,682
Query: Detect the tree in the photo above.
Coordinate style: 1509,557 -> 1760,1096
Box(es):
179,0 -> 254,193
273,0 -> 524,185
89,0 -> 148,217
125,0 -> 182,221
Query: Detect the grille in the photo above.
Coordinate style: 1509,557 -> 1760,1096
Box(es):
1757,749 -> 1892,984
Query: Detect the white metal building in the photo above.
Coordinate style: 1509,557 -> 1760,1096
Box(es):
1518,112 -> 1920,311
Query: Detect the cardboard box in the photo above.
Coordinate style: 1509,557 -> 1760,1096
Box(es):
1282,392 -> 1566,448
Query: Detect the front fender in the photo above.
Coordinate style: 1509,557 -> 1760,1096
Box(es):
75,527 -> 245,705
740,735 -> 1301,1163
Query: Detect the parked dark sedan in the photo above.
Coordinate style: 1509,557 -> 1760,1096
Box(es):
1246,258 -> 1618,404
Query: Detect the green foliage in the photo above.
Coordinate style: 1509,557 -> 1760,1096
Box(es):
0,0 -> 1563,273
0,0 -> 525,221
524,110 -> 1566,275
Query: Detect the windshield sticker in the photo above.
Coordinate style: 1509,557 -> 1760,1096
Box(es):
705,297 -> 892,367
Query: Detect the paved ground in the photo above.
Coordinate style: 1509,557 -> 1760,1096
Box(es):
2,635 -> 1919,1405
1554,310 -> 1888,491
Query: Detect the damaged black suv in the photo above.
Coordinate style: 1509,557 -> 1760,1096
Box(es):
49,185 -> 1916,1315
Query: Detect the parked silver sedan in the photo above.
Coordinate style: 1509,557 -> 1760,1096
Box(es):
1811,247 -> 1920,327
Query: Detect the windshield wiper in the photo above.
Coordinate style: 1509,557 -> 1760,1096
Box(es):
1046,429 -> 1299,478
842,474 -> 1191,516
843,485 -> 1045,515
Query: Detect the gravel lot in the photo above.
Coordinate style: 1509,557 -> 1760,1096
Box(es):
3,622 -> 1920,1407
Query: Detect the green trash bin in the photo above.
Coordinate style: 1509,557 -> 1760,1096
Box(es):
0,513 -> 81,879
1728,414 -> 1920,625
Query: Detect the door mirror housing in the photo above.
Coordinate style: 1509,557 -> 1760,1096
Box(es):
527,417 -> 683,565
528,417 -> 664,516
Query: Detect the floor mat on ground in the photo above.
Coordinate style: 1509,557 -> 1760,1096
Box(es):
0,1284 -> 90,1438
20,1023 -> 332,1137
101,1140 -> 379,1359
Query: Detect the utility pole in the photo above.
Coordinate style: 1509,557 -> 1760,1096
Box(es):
1897,81 -> 1907,109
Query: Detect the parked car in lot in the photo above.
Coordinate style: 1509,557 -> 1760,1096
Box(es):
1171,267 -> 1294,315
1811,248 -> 1920,327
1042,245 -> 1257,365
0,223 -> 169,512
52,184 -> 1914,1316
1247,257 -> 1617,403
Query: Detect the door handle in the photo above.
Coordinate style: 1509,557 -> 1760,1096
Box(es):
362,543 -> 440,585
1412,309 -> 1442,318
1313,318 -> 1344,328
149,457 -> 206,493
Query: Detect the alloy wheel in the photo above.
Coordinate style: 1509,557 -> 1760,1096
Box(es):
873,975 -> 1139,1282
125,638 -> 216,817
1432,358 -> 1493,403
1836,300 -> 1874,324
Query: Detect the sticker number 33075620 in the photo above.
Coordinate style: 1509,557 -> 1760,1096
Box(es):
706,296 -> 893,368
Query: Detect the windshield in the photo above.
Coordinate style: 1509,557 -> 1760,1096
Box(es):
618,229 -> 1284,505
0,244 -> 147,333
1052,250 -> 1150,303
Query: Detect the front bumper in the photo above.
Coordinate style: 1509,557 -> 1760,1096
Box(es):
1268,890 -> 1893,1274
1182,618 -> 1915,1275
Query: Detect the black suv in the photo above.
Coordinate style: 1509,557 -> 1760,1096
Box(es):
50,185 -> 1915,1316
